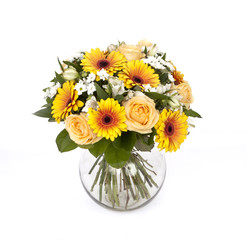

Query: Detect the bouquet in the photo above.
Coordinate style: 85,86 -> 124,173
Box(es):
35,39 -> 201,209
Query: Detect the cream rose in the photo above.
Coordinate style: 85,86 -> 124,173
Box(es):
65,113 -> 102,145
117,44 -> 145,61
122,95 -> 159,134
137,39 -> 153,48
175,82 -> 194,109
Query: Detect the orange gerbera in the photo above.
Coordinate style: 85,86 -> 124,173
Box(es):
171,62 -> 185,85
51,81 -> 84,123
118,60 -> 160,89
155,109 -> 188,152
88,98 -> 127,141
80,48 -> 126,80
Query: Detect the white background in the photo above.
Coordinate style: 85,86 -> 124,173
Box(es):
0,0 -> 247,239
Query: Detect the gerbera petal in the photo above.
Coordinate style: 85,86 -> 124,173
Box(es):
81,48 -> 126,80
155,109 -> 188,152
118,60 -> 160,89
51,81 -> 83,123
88,98 -> 127,141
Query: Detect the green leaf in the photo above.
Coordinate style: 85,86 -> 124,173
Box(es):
33,107 -> 52,118
162,53 -> 166,61
184,109 -> 202,118
57,57 -> 64,72
148,128 -> 156,145
63,60 -> 82,72
114,94 -> 124,103
113,131 -> 137,152
89,138 -> 111,157
159,72 -> 169,85
78,144 -> 94,149
160,68 -> 169,74
133,85 -> 142,91
104,82 -> 112,95
41,103 -> 51,108
81,71 -> 88,78
48,118 -> 56,122
144,46 -> 148,55
42,87 -> 49,92
94,82 -> 109,100
56,129 -> 78,153
135,134 -> 154,152
55,72 -> 65,85
46,97 -> 54,105
104,143 -> 130,169
145,92 -> 169,101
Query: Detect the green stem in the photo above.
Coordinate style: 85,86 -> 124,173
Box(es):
99,159 -> 106,202
91,162 -> 103,192
112,173 -> 120,207
122,174 -> 129,209
132,154 -> 158,188
88,154 -> 103,174
105,167 -> 114,207
135,171 -> 151,199
89,151 -> 159,209
131,175 -> 145,199
122,168 -> 136,200
139,158 -> 157,176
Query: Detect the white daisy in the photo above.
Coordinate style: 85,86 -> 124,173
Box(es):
97,69 -> 110,80
142,56 -> 165,70
163,61 -> 175,72
143,84 -> 156,92
74,80 -> 87,95
68,52 -> 84,61
168,73 -> 174,82
142,55 -> 176,73
43,89 -> 50,99
86,72 -> 96,83
43,82 -> 61,99
86,82 -> 96,95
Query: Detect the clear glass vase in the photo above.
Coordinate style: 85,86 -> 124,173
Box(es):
79,147 -> 166,211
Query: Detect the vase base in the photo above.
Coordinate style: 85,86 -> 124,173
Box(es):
79,149 -> 166,211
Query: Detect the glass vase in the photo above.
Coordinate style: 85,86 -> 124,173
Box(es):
79,147 -> 166,211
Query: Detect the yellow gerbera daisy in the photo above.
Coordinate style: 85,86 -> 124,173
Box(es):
51,81 -> 84,123
155,109 -> 188,152
118,60 -> 160,89
88,98 -> 127,141
170,62 -> 185,85
80,48 -> 126,80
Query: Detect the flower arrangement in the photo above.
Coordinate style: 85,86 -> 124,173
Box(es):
35,39 -> 201,209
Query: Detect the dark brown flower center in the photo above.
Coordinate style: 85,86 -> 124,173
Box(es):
65,97 -> 72,106
97,59 -> 110,69
165,122 -> 175,136
102,114 -> 113,125
132,76 -> 144,84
